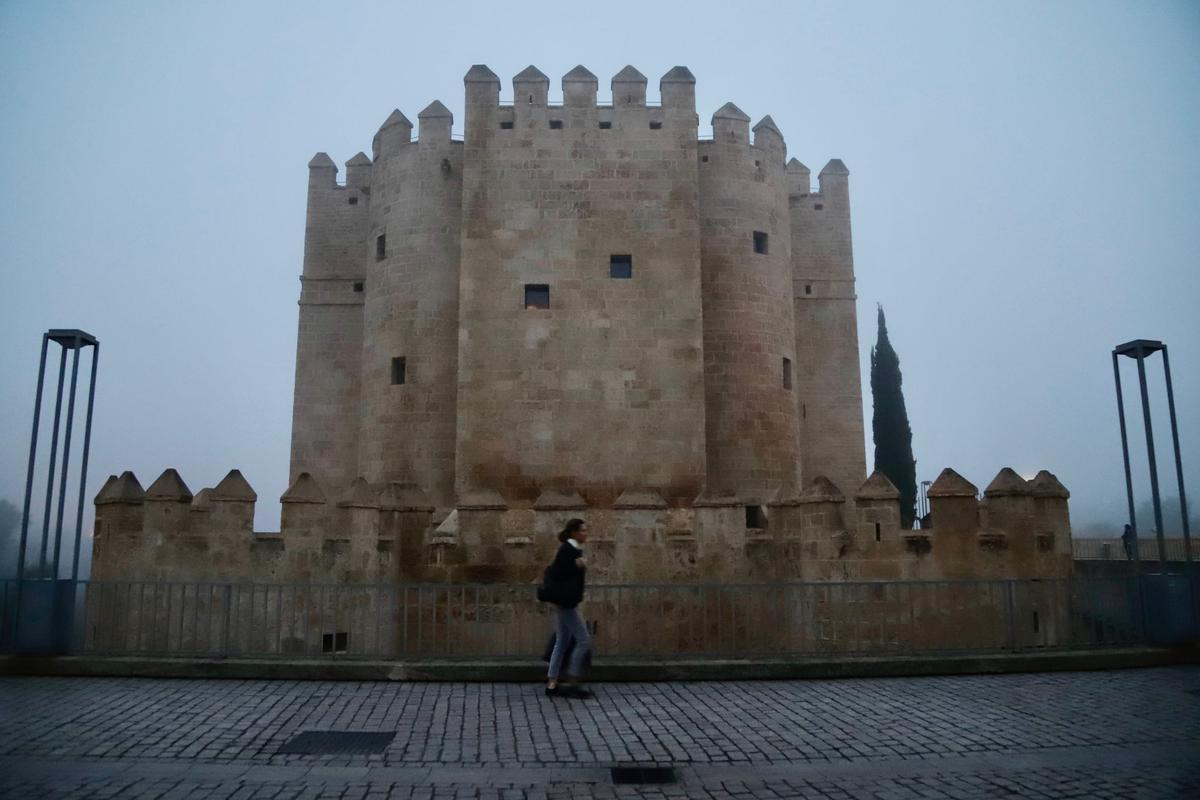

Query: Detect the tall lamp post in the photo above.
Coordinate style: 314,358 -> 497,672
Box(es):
1111,339 -> 1191,568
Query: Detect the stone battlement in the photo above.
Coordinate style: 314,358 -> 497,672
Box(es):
91,466 -> 1073,585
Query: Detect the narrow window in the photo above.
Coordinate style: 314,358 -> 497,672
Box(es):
805,284 -> 812,295
348,196 -> 358,205
753,231 -> 768,254
549,119 -> 563,130
352,281 -> 364,293
499,120 -> 514,130
598,121 -> 612,130
1032,611 -> 1040,634
649,120 -> 662,130
802,403 -> 807,419
754,160 -> 760,167
874,522 -> 881,542
701,155 -> 709,163
609,254 -> 632,279
391,357 -> 406,385
322,632 -> 349,653
782,357 -> 792,390
375,233 -> 386,261
745,505 -> 766,530
524,284 -> 550,310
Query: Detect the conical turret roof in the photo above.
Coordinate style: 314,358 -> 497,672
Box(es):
928,468 -> 978,498
146,468 -> 193,502
984,468 -> 1032,497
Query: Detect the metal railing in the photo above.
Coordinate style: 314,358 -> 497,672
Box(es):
4,576 -> 1194,660
1072,537 -> 1193,561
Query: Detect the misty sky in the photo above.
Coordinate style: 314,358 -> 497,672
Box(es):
1,0 -> 1197,549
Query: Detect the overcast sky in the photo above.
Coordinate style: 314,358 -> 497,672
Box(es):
1,0 -> 1197,549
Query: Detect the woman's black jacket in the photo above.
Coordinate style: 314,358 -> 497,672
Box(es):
540,541 -> 586,608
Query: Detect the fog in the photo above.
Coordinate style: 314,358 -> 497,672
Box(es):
2,1 -> 1197,567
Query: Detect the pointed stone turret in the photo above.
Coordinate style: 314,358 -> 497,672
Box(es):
96,471 -> 145,505
786,158 -> 812,195
372,109 -> 412,160
337,477 -> 379,509
345,152 -> 371,191
191,488 -> 212,512
514,65 -> 550,106
379,481 -> 434,513
563,65 -> 598,107
464,65 -> 502,135
614,489 -> 668,509
418,100 -> 453,142
145,469 -> 193,502
533,488 -> 587,511
307,152 -> 337,190
928,468 -> 978,498
464,64 -> 500,85
281,472 -> 326,504
752,115 -> 785,154
712,102 -> 750,143
612,65 -> 647,107
1030,470 -> 1070,499
659,66 -> 696,109
211,469 -> 257,502
984,468 -> 1032,497
801,475 -> 845,503
857,471 -> 900,500
94,474 -> 118,503
818,158 -> 850,200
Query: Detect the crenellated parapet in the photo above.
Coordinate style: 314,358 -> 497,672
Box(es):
93,466 -> 1073,585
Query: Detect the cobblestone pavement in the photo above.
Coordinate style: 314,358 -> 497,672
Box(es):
0,667 -> 1197,798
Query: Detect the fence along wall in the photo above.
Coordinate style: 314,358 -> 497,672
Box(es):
91,466 -> 1073,586
5,577 -> 1146,661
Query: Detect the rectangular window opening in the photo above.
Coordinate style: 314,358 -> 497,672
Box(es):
805,284 -> 812,295
1032,611 -> 1040,634
701,155 -> 709,163
499,120 -> 514,130
391,357 -> 406,385
609,254 -> 632,279
753,231 -> 768,254
598,121 -> 612,130
649,120 -> 662,130
375,233 -> 386,261
745,505 -> 766,530
814,203 -> 824,210
321,632 -> 349,654
549,119 -> 563,130
874,522 -> 881,542
524,284 -> 550,310
782,357 -> 792,390
348,196 -> 358,205
353,281 -> 364,293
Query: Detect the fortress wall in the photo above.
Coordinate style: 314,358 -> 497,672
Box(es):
789,160 -> 867,498
698,110 -> 800,501
289,155 -> 368,496
455,66 -> 706,507
358,109 -> 463,510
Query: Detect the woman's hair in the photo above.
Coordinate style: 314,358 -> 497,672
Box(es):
558,517 -> 586,543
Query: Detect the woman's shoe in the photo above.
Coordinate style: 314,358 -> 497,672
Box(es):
545,684 -> 560,697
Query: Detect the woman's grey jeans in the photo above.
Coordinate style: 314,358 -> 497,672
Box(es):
547,605 -> 591,680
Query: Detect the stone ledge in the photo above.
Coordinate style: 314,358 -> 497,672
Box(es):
2,646 -> 1194,682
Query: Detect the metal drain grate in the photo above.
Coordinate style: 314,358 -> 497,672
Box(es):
611,766 -> 678,785
277,731 -> 396,755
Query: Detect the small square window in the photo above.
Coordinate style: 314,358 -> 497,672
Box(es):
353,281 -> 364,293
348,196 -> 358,205
754,160 -> 760,167
701,155 -> 709,163
549,119 -> 563,130
524,284 -> 550,310
375,233 -> 386,261
609,254 -> 632,279
753,231 -> 768,254
598,121 -> 612,129
745,505 -> 767,530
391,357 -> 406,385
783,357 -> 792,390
649,120 -> 662,130
499,120 -> 514,130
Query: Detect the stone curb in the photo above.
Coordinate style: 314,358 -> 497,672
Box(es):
1,645 -> 1196,681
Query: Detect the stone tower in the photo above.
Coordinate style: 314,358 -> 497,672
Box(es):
290,64 -> 867,514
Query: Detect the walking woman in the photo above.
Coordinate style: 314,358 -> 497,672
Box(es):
544,518 -> 592,699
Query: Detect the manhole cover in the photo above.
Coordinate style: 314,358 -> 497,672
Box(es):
277,731 -> 396,755
611,766 -> 677,785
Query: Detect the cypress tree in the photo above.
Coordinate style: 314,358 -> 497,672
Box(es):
870,305 -> 917,527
